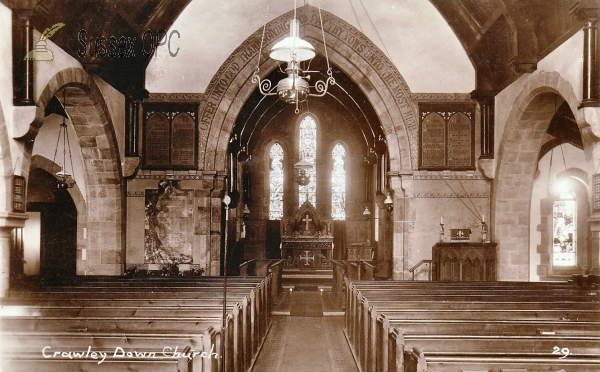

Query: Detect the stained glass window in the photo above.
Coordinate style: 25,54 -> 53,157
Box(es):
331,143 -> 346,220
552,192 -> 576,266
269,143 -> 284,220
299,116 -> 317,207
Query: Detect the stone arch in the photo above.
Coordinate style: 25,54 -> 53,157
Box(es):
198,5 -> 416,176
21,67 -> 123,275
29,155 -> 88,274
493,71 -> 587,280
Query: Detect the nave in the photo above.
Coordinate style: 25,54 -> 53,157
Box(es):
251,291 -> 358,372
1,267 -> 598,372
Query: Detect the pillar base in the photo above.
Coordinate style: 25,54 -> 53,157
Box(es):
0,212 -> 28,297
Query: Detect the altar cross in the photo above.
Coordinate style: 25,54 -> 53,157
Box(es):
302,214 -> 312,231
300,250 -> 314,266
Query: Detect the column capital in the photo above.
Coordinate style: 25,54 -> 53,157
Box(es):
0,211 -> 28,230
470,90 -> 497,102
570,1 -> 600,22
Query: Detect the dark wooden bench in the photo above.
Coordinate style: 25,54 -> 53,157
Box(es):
1,275 -> 274,372
1,330 -> 219,372
380,332 -> 600,372
403,347 -> 600,372
344,279 -> 600,372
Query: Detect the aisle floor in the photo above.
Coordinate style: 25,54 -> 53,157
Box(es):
251,292 -> 358,372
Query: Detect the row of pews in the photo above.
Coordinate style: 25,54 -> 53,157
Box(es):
345,279 -> 600,372
0,275 -> 274,372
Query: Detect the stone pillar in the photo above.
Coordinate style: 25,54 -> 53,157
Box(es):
471,91 -> 495,159
12,12 -> 34,105
391,172 -> 414,280
582,18 -> 598,107
125,97 -> 140,156
0,213 -> 28,297
572,2 -> 600,107
588,218 -> 600,274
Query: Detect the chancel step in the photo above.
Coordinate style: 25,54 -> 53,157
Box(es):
281,268 -> 333,291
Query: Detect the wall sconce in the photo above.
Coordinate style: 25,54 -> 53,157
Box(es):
362,206 -> 371,220
374,191 -> 385,210
384,193 -> 393,213
243,203 -> 250,219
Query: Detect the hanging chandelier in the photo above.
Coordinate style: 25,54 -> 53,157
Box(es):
251,0 -> 335,113
52,89 -> 76,190
294,158 -> 312,186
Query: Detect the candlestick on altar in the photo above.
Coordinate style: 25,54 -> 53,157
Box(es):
439,221 -> 445,243
481,220 -> 489,243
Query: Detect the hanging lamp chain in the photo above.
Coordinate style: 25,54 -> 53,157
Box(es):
317,0 -> 332,78
255,1 -> 270,77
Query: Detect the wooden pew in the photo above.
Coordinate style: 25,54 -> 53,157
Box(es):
384,331 -> 600,372
1,275 -> 273,372
1,330 -> 219,372
346,292 -> 598,358
343,279 -> 599,372
404,346 -> 600,372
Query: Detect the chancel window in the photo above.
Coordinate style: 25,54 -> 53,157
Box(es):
331,143 -> 346,220
269,143 -> 284,220
299,115 -> 317,207
552,192 -> 577,266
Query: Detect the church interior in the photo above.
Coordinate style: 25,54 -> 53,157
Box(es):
0,0 -> 599,371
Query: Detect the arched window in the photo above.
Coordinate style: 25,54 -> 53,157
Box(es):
269,143 -> 284,220
331,143 -> 346,220
552,192 -> 577,266
299,115 -> 317,207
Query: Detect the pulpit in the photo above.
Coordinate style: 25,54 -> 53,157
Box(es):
281,201 -> 333,268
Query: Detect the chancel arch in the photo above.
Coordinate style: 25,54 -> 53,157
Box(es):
199,5 -> 415,175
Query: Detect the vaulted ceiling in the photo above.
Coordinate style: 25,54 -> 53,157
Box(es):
4,0 -> 585,97
6,0 -> 190,99
430,0 -> 582,93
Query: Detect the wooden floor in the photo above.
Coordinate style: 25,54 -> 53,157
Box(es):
251,291 -> 358,372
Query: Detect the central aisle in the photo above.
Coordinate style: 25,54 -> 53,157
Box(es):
251,291 -> 358,372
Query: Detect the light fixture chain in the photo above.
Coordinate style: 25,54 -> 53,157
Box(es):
560,143 -> 567,170
65,115 -> 75,184
63,121 -> 67,174
317,0 -> 332,76
51,119 -> 62,173
255,1 -> 271,76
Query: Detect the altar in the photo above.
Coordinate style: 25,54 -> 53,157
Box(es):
281,201 -> 333,268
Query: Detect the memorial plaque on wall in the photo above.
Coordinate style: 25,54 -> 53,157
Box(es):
145,113 -> 170,167
419,103 -> 475,170
447,113 -> 473,168
143,103 -> 198,169
420,113 -> 446,167
171,113 -> 196,167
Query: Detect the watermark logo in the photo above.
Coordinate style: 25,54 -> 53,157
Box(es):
77,29 -> 180,58
24,22 -> 65,61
